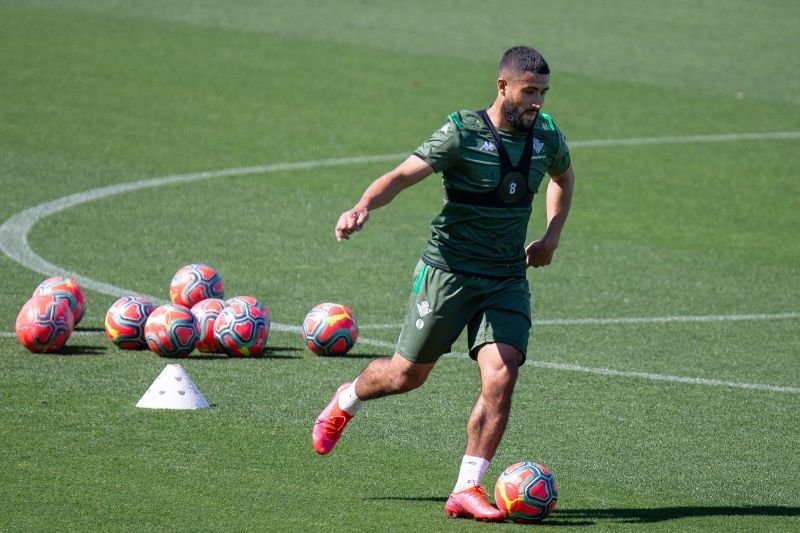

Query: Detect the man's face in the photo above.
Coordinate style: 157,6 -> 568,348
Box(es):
499,71 -> 550,132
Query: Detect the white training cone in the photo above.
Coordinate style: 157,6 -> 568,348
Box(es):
136,364 -> 210,410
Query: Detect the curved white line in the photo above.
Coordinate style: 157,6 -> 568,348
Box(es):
0,153 -> 406,299
3,132 -> 799,393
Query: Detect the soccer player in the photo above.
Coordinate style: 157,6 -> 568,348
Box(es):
313,46 -> 574,522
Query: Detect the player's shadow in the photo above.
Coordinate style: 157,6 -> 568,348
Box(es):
74,327 -> 105,332
363,500 -> 799,526
366,496 -> 448,503
547,506 -> 800,525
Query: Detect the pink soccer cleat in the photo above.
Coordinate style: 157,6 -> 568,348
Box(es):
445,485 -> 506,522
312,382 -> 353,455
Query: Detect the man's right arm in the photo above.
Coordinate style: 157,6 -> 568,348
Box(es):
335,155 -> 434,241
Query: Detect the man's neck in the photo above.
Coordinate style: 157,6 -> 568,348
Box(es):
485,102 -> 512,131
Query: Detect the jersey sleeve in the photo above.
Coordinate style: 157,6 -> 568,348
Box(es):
412,114 -> 461,173
548,127 -> 571,177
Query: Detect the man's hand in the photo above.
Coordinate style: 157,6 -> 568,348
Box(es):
335,207 -> 369,241
525,238 -> 558,268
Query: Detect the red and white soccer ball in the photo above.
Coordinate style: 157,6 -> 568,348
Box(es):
494,462 -> 558,523
214,299 -> 269,357
169,264 -> 224,308
32,276 -> 86,325
105,296 -> 156,350
191,298 -> 228,353
144,304 -> 199,358
15,295 -> 74,353
302,302 -> 358,356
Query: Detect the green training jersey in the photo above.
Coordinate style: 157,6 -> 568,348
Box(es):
413,109 -> 571,278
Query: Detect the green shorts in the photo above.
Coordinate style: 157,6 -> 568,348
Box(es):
395,260 -> 532,365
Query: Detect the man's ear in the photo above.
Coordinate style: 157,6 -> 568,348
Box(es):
497,77 -> 508,97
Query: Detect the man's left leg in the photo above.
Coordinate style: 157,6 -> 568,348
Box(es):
445,342 -> 521,521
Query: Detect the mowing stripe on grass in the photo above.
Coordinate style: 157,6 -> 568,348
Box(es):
1,329 -> 797,393
360,311 -> 800,329
3,130 -> 798,294
2,130 -> 799,393
521,361 -> 800,393
570,131 -> 800,148
346,337 -> 800,393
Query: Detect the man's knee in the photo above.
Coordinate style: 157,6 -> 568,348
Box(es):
390,353 -> 432,393
477,343 -> 521,390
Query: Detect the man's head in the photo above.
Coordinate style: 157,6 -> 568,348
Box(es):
496,46 -> 550,131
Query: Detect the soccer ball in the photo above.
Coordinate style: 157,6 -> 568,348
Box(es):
494,462 -> 558,523
302,303 -> 358,356
32,276 -> 86,325
144,304 -> 199,358
15,295 -> 74,353
105,296 -> 156,350
225,296 -> 271,337
191,298 -> 227,353
214,299 -> 269,357
169,264 -> 224,308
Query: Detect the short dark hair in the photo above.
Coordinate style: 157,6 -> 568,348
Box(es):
498,46 -> 550,77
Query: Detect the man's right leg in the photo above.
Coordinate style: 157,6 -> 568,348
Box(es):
312,353 -> 434,455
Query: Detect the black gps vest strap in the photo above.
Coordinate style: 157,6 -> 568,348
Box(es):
444,109 -> 535,208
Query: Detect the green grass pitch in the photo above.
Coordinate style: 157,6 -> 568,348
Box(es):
1,1 -> 799,530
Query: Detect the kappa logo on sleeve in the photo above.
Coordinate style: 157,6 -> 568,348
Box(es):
480,140 -> 496,153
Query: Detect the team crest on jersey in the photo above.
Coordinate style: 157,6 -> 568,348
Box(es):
480,140 -> 496,153
416,301 -> 432,318
532,137 -> 544,154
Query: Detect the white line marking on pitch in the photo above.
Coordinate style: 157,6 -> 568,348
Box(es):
3,329 -> 796,393
2,130 -> 799,393
570,131 -> 800,148
360,311 -> 800,329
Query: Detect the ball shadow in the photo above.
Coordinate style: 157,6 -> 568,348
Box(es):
317,352 -> 390,360
57,345 -> 108,356
187,346 -> 305,360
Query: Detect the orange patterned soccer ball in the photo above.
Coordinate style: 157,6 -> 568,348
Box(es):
33,276 -> 86,325
16,295 -> 74,353
302,303 -> 358,356
105,296 -> 156,350
214,299 -> 269,357
144,304 -> 199,358
191,298 -> 228,353
494,462 -> 558,523
169,264 -> 224,308
226,296 -> 271,338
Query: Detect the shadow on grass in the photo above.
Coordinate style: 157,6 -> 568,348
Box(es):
318,353 -> 391,360
366,496 -> 448,503
547,506 -> 800,525
57,345 -> 108,355
362,500 -> 799,526
74,327 -> 105,333
187,346 -> 305,360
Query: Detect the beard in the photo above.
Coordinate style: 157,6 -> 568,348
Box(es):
501,99 -> 538,132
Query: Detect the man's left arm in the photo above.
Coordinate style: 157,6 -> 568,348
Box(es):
525,165 -> 574,268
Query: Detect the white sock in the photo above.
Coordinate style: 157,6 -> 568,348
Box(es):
337,378 -> 363,416
453,455 -> 491,493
